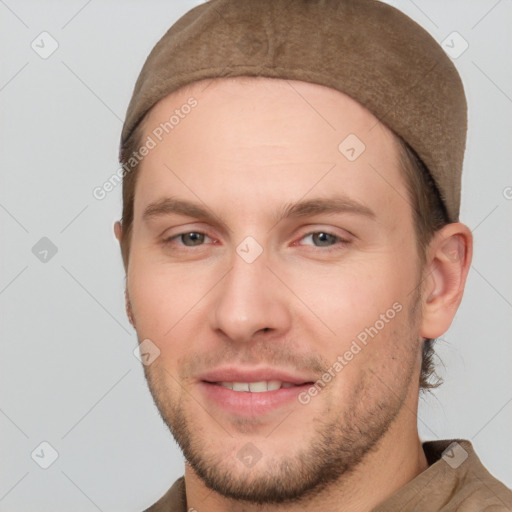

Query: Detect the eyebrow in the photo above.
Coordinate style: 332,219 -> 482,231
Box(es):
142,196 -> 376,227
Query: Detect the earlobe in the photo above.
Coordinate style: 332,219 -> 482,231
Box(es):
114,221 -> 122,242
118,224 -> 134,328
420,223 -> 473,339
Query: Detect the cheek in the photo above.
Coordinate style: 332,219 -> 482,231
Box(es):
283,258 -> 412,341
282,255 -> 420,394
127,257 -> 197,337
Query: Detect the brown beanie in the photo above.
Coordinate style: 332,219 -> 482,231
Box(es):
121,0 -> 467,222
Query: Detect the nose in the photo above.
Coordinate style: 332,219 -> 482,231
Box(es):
210,250 -> 292,343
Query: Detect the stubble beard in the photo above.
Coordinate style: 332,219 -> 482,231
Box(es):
142,290 -> 423,505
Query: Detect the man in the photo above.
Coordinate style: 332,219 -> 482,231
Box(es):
114,0 -> 512,510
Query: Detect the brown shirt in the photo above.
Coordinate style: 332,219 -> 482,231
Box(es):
144,440 -> 512,511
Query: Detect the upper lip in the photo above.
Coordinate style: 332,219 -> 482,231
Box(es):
198,366 -> 316,385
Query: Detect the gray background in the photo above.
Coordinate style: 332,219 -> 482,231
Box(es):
0,0 -> 511,510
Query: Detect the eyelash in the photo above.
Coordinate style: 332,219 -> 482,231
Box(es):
162,230 -> 351,251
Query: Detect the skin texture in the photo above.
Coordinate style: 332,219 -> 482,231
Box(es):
115,77 -> 472,512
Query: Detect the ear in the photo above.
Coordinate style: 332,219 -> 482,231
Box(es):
420,222 -> 473,339
116,221 -> 133,327
114,220 -> 122,242
125,288 -> 136,328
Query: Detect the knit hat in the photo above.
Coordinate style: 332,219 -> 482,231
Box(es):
121,0 -> 467,222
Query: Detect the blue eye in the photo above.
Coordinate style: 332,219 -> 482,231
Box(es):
166,232 -> 211,246
300,231 -> 346,247
162,230 -> 349,251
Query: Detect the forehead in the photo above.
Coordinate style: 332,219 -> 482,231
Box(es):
134,77 -> 408,223
140,76 -> 399,151
142,76 -> 397,149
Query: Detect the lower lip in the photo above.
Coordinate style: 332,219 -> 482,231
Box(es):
199,381 -> 312,417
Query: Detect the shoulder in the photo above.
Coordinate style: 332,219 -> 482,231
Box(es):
374,440 -> 512,512
143,476 -> 187,512
424,439 -> 512,511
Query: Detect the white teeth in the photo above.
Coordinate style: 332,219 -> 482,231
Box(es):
248,381 -> 268,393
232,382 -> 250,392
217,380 -> 297,392
267,380 -> 282,391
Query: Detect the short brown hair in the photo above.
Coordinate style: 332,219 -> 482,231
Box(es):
118,116 -> 449,391
396,137 -> 450,390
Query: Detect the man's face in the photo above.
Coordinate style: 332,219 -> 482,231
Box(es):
125,78 -> 425,503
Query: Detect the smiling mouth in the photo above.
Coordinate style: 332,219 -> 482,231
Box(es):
199,378 -> 316,417
204,380 -> 313,392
